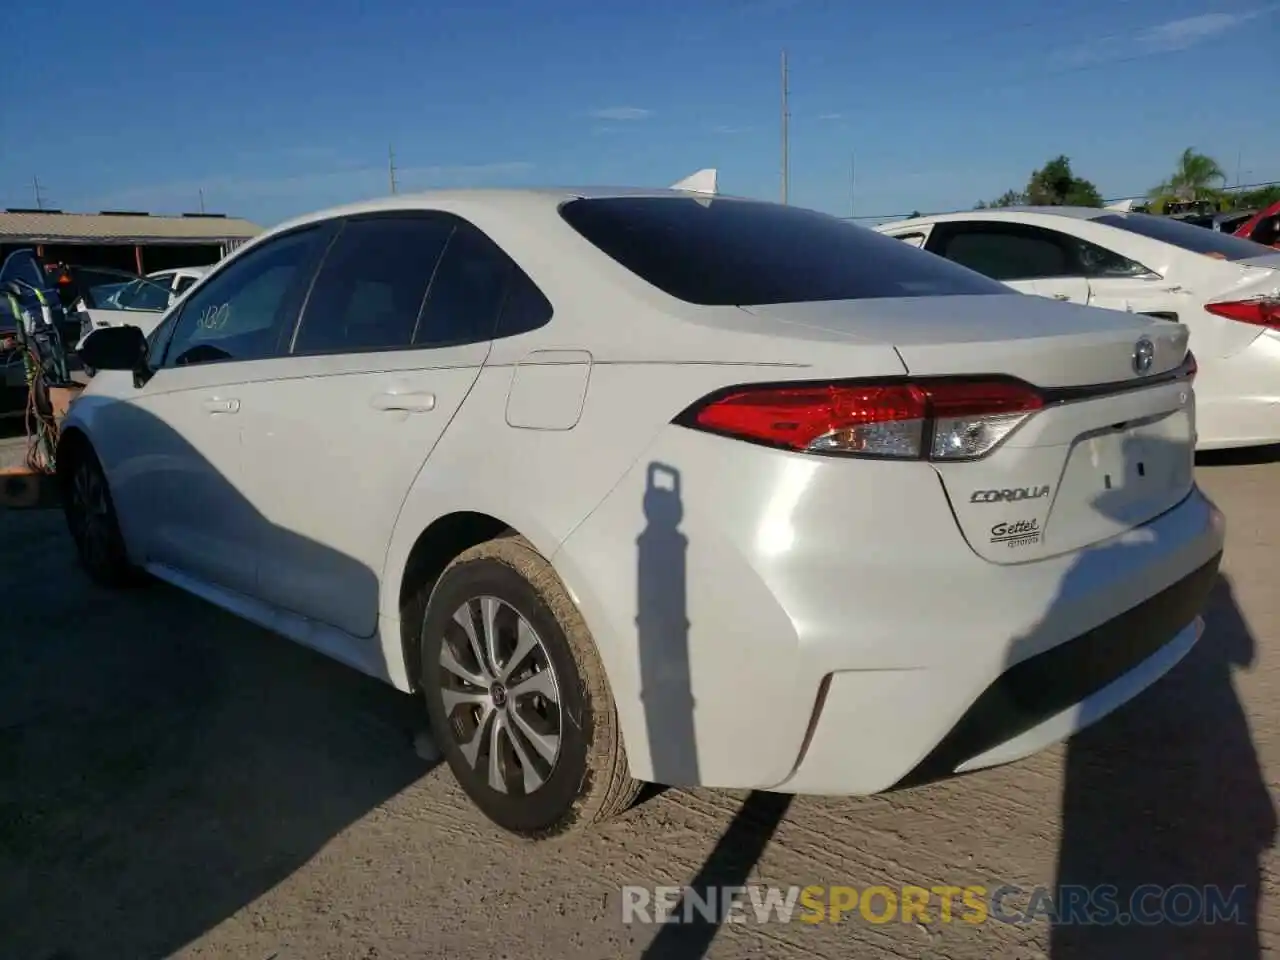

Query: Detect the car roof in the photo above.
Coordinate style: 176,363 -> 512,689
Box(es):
264,186 -> 757,236
879,206 -> 1114,230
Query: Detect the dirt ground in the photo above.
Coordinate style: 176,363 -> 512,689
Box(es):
1,446 -> 1277,959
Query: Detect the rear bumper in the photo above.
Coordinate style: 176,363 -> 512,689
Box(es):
556,424 -> 1226,793
782,553 -> 1218,795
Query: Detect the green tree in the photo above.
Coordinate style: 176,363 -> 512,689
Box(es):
1148,148 -> 1227,212
1025,156 -> 1103,207
975,157 -> 1100,209
975,189 -> 1026,209
1229,185 -> 1280,211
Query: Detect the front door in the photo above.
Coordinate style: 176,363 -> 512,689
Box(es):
102,224 -> 334,595
238,213 -> 527,639
98,363 -> 255,595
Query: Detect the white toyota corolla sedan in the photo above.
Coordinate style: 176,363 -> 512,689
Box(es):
876,207 -> 1280,450
62,185 -> 1224,838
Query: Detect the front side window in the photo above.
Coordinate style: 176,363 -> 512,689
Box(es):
161,227 -> 328,368
559,197 -> 1008,305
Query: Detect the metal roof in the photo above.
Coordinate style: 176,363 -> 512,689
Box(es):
0,209 -> 262,244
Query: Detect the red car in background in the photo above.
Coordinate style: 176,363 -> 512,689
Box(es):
1234,200 -> 1280,249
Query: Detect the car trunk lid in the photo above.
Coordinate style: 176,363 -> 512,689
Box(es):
740,295 -> 1196,563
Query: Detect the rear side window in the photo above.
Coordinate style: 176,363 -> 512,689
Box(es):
496,270 -> 553,338
1095,212 -> 1272,261
558,197 -> 1008,305
890,232 -> 927,248
414,222 -> 515,347
293,215 -> 454,354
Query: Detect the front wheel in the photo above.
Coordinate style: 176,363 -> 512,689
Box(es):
419,536 -> 640,838
62,446 -> 145,588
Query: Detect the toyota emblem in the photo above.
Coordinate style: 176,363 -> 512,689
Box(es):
1132,337 -> 1155,376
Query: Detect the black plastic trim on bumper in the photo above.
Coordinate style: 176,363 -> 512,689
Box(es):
896,552 -> 1222,789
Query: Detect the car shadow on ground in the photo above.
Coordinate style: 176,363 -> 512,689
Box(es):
1046,438 -> 1274,957
1049,574 -> 1275,957
0,407 -> 437,960
633,436 -> 1273,958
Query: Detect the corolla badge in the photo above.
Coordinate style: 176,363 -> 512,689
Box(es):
1132,336 -> 1155,375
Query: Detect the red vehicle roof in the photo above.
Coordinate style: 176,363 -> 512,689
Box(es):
1233,200 -> 1280,246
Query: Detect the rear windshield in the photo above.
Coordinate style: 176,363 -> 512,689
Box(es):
558,197 -> 1010,305
1094,212 -> 1271,261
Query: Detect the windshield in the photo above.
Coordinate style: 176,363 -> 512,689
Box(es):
71,267 -> 172,312
559,197 -> 1011,305
1095,212 -> 1273,261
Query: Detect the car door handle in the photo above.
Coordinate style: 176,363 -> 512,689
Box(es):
1052,293 -> 1071,301
203,398 -> 240,414
371,391 -> 436,413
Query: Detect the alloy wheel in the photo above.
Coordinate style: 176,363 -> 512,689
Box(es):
439,596 -> 563,796
71,461 -> 112,570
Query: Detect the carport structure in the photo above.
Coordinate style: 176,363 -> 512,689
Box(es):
0,208 -> 261,274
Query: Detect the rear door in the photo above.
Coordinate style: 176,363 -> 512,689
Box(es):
925,220 -> 1091,303
236,212 -> 523,638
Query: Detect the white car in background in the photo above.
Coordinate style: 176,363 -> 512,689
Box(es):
147,265 -> 209,299
60,185 -> 1222,838
877,208 -> 1280,450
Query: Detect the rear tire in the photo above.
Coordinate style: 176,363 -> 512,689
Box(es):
62,445 -> 146,588
418,535 -> 641,838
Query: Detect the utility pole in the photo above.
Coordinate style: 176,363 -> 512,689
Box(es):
32,175 -> 45,210
849,152 -> 856,218
198,188 -> 206,213
780,50 -> 790,205
388,144 -> 398,195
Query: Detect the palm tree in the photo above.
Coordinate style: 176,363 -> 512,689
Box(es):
1148,148 -> 1227,213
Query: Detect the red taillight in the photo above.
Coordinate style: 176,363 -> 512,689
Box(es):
1204,298 -> 1280,329
681,378 -> 1044,461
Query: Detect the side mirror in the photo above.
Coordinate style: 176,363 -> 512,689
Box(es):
79,325 -> 148,373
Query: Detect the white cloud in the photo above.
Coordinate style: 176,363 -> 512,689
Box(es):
1138,11 -> 1252,51
588,106 -> 653,121
1053,8 -> 1269,67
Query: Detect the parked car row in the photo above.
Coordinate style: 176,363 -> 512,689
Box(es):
877,207 -> 1280,450
0,255 -> 213,408
62,177 -> 1223,839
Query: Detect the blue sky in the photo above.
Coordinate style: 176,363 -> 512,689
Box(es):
3,0 -> 1275,226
